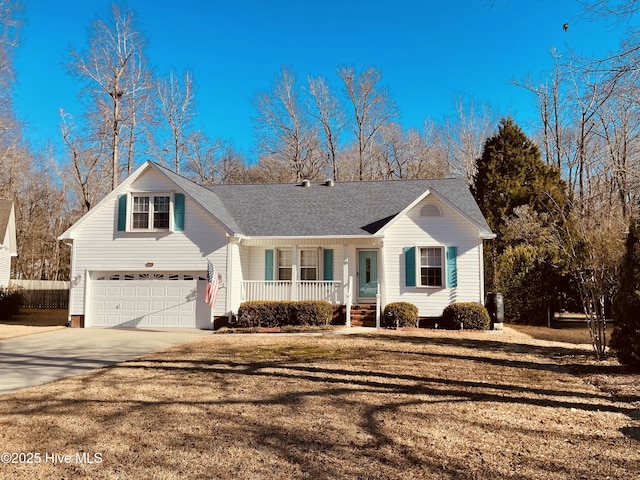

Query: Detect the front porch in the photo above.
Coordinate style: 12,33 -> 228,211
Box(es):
228,238 -> 385,327
239,279 -> 381,328
241,280 -> 344,304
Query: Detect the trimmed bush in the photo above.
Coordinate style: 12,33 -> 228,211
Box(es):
441,302 -> 490,330
233,300 -> 332,328
293,301 -> 333,326
382,302 -> 419,328
0,287 -> 23,320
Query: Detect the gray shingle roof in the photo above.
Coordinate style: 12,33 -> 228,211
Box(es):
153,163 -> 492,237
0,199 -> 13,242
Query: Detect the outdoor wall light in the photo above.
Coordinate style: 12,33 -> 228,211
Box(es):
145,262 -> 154,267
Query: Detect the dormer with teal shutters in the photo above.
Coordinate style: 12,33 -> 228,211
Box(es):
117,192 -> 185,232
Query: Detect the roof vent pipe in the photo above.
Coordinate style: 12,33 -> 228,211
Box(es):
301,179 -> 311,187
324,179 -> 334,187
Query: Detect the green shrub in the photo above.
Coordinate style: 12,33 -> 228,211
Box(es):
0,287 -> 23,320
441,302 -> 490,330
496,244 -> 560,325
611,220 -> 640,371
293,301 -> 333,326
382,302 -> 419,328
234,300 -> 332,328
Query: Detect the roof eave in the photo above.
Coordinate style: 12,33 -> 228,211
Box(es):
147,163 -> 238,236
239,234 -> 384,241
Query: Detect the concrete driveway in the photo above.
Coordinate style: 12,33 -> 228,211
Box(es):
0,327 -> 210,395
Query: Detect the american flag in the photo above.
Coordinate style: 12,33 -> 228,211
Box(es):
204,259 -> 219,308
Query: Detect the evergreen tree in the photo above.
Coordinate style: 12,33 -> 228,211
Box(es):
472,117 -> 568,249
611,219 -> 640,370
472,117 -> 570,323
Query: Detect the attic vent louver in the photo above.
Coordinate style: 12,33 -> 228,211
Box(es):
324,179 -> 334,187
301,179 -> 311,187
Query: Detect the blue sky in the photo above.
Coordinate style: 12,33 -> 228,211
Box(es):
12,0 -> 630,161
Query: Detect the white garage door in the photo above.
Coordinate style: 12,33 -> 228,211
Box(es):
89,272 -> 209,328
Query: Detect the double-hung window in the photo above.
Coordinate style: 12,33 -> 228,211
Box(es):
131,194 -> 171,230
277,250 -> 292,281
419,247 -> 443,287
299,250 -> 317,280
275,249 -> 318,281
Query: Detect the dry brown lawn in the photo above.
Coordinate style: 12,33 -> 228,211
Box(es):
0,309 -> 67,339
0,327 -> 638,479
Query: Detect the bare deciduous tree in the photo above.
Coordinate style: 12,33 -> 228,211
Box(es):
308,75 -> 343,180
59,109 -> 111,213
254,67 -> 322,181
338,65 -> 399,180
438,96 -> 497,184
67,4 -> 151,190
155,69 -> 198,174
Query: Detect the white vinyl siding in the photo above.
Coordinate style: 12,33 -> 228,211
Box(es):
67,168 -> 229,324
0,249 -> 10,288
383,195 -> 484,317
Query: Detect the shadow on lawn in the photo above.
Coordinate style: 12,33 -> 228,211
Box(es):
109,355 -> 637,420
359,332 -> 626,375
5,342 -> 640,480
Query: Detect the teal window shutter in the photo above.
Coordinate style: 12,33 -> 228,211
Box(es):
265,249 -> 274,281
446,246 -> 458,288
174,193 -> 185,231
404,246 -> 416,287
117,194 -> 127,231
323,249 -> 334,281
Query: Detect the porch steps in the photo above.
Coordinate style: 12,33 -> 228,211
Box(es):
350,304 -> 378,327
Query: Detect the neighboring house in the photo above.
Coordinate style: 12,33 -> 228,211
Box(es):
59,161 -> 495,329
0,199 -> 17,289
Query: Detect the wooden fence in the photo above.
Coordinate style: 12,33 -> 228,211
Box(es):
8,280 -> 70,309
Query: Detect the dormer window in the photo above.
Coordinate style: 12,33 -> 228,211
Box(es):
117,191 -> 186,233
132,194 -> 171,230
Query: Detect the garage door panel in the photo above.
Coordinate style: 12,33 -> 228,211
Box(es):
151,286 -> 165,296
136,286 -> 151,296
149,300 -> 164,311
121,286 -> 136,296
93,286 -> 107,296
166,286 -> 182,296
135,300 -> 151,311
89,271 -> 207,328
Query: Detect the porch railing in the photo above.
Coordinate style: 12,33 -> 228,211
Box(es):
241,280 -> 343,304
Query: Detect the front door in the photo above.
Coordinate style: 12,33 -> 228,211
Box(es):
358,250 -> 378,299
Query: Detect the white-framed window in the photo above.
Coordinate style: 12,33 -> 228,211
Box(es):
300,249 -> 317,280
419,246 -> 444,287
275,248 -> 318,281
277,250 -> 292,281
131,194 -> 171,230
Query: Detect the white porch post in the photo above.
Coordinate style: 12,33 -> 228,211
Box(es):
343,245 -> 351,327
378,240 -> 386,327
291,245 -> 298,301
226,237 -> 241,316
375,284 -> 381,329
